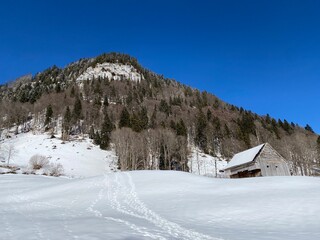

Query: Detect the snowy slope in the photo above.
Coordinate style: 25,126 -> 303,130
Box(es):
1,132 -> 227,178
0,132 -> 118,177
0,172 -> 319,240
76,62 -> 143,82
188,147 -> 228,177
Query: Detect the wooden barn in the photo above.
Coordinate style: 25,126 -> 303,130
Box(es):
224,143 -> 290,178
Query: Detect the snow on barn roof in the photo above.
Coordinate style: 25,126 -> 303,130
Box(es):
225,143 -> 265,170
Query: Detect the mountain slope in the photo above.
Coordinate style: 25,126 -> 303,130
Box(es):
0,52 -> 319,176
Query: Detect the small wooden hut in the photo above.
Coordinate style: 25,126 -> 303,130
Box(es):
224,143 -> 290,178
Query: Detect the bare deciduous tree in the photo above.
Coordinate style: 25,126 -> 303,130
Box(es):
1,144 -> 18,166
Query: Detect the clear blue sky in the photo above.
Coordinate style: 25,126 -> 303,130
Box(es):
0,0 -> 319,133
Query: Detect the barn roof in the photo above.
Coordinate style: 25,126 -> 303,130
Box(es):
225,143 -> 265,170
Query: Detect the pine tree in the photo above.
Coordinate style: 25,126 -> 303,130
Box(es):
103,94 -> 109,107
170,120 -> 176,131
139,107 -> 149,130
282,119 -> 292,134
176,119 -> 187,137
119,107 -> 131,128
126,91 -> 133,105
72,96 -> 82,121
45,104 -> 53,126
131,107 -> 149,132
265,114 -> 271,124
195,110 -> 208,152
89,126 -> 95,139
305,124 -> 314,133
100,112 -> 114,149
206,109 -> 212,121
131,113 -> 141,132
94,81 -> 102,95
278,119 -> 284,128
159,99 -> 170,116
237,112 -> 256,147
230,105 -> 236,111
213,99 -> 219,109
62,106 -> 72,139
271,119 -> 280,139
159,143 -> 166,170
63,107 -> 71,129
55,82 -> 61,93
149,106 -> 157,129
94,131 -> 101,145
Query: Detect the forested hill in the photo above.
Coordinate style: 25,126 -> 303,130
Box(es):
0,52 -> 319,175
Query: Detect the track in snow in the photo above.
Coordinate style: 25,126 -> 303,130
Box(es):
88,172 -> 221,240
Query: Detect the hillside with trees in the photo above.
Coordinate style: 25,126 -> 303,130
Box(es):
0,52 -> 319,175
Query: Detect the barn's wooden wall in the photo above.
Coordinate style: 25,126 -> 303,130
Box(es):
256,144 -> 290,176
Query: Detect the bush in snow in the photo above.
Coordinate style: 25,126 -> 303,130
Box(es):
48,163 -> 64,177
29,154 -> 49,170
27,155 -> 64,177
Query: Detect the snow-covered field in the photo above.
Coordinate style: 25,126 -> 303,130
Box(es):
0,172 -> 319,240
0,132 -> 117,177
1,132 -> 320,239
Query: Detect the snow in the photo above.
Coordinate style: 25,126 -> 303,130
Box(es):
1,133 -> 319,239
188,147 -> 227,177
0,167 -> 12,174
76,62 -> 143,82
225,143 -> 265,169
0,132 -> 118,178
1,132 -> 228,178
0,172 -> 319,239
